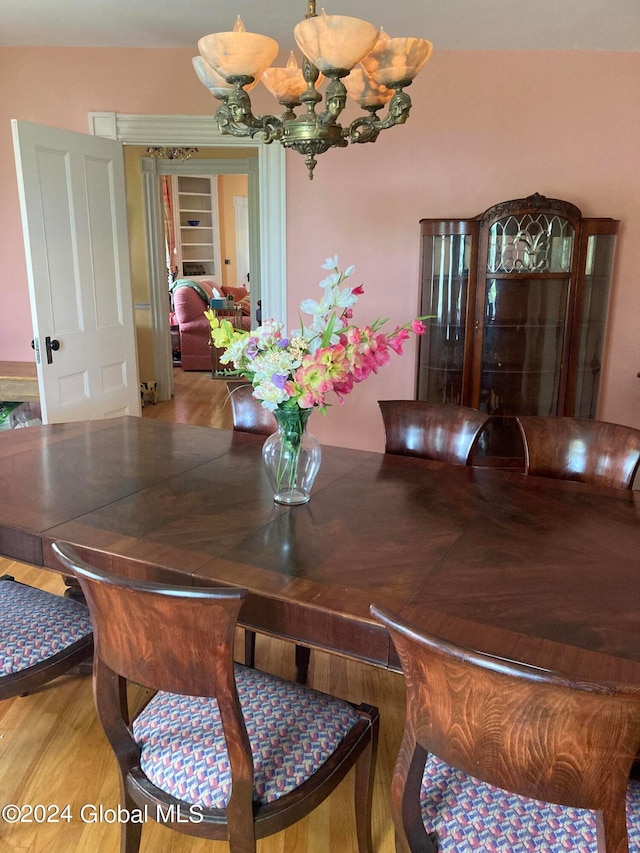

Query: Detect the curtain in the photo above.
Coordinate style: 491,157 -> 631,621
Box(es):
162,176 -> 177,282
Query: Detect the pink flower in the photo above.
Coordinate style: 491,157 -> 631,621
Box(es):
412,319 -> 426,335
389,328 -> 410,354
313,344 -> 349,381
332,373 -> 355,402
287,369 -> 330,407
368,333 -> 391,370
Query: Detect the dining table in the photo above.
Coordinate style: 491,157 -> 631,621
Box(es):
2,415 -> 640,688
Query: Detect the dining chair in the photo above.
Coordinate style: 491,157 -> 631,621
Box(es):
0,574 -> 93,700
226,381 -> 278,436
53,542 -> 379,853
371,603 -> 640,853
378,400 -> 490,465
226,380 -> 312,685
515,416 -> 640,490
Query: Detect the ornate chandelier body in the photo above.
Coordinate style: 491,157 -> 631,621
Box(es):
194,1 -> 432,179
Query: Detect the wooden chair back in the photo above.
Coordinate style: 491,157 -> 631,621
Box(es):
53,542 -> 255,845
371,603 -> 640,853
53,542 -> 378,852
226,381 -> 277,436
378,400 -> 490,465
516,416 -> 640,490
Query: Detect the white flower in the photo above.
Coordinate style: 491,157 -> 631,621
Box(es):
299,297 -> 325,317
327,286 -> 357,310
319,271 -> 341,288
220,336 -> 250,367
288,336 -> 308,361
253,319 -> 285,347
251,348 -> 300,382
253,378 -> 289,410
322,255 -> 339,270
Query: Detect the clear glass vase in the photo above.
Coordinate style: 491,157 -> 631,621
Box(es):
262,406 -> 322,505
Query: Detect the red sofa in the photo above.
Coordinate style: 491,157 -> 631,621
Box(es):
172,279 -> 251,371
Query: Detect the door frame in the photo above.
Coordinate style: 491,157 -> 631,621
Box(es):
88,112 -> 286,400
142,155 -> 258,398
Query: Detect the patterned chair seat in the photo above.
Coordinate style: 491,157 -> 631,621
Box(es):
0,577 -> 92,676
132,663 -> 361,808
421,754 -> 640,852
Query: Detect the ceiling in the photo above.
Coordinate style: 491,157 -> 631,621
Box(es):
1,0 -> 638,52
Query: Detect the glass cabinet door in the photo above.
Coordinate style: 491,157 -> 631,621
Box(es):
417,222 -> 476,404
476,210 -> 576,417
570,224 -> 618,418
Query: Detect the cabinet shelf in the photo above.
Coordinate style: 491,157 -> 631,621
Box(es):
173,175 -> 220,281
482,368 -> 559,375
483,322 -> 566,329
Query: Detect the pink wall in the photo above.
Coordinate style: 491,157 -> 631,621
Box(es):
1,47 -> 639,451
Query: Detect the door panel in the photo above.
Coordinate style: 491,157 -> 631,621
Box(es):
12,119 -> 140,423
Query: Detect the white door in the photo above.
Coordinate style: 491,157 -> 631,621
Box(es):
12,120 -> 141,423
234,195 -> 250,287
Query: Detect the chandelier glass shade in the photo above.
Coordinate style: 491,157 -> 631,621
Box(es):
192,56 -> 258,100
293,13 -> 378,74
262,52 -> 324,103
194,2 -> 432,179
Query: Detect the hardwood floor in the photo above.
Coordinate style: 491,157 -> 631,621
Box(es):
141,367 -> 235,429
0,372 -> 405,852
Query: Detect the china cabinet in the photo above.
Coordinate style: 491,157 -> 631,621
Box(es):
417,194 -> 619,458
172,175 -> 221,280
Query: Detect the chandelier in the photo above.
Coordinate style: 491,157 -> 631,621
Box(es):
193,1 -> 432,180
147,147 -> 199,160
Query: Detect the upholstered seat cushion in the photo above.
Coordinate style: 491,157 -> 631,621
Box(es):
132,663 -> 361,808
421,753 -> 640,851
0,579 -> 92,676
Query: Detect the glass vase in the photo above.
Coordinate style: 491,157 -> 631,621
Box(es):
262,406 -> 321,505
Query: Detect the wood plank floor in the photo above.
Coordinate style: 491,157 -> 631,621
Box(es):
0,369 -> 405,852
140,368 -> 235,430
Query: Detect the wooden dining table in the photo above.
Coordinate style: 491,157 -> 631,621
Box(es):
2,415 -> 640,688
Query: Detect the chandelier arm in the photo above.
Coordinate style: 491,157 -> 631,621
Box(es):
345,114 -> 382,145
345,88 -> 414,145
215,86 -> 284,143
367,89 -> 413,132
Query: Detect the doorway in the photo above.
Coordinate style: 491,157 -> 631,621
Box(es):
139,153 -> 258,398
88,112 -> 286,401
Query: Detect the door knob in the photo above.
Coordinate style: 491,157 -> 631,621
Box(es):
45,336 -> 60,365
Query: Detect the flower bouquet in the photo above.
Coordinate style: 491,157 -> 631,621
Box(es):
206,256 -> 426,504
